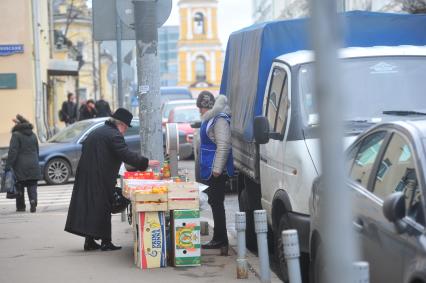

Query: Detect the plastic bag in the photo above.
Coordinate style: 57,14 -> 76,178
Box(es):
199,184 -> 209,211
1,169 -> 18,199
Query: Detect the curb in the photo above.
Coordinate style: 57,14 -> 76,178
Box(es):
201,217 -> 281,283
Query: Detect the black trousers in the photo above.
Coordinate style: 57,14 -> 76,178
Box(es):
205,174 -> 228,243
16,180 -> 37,210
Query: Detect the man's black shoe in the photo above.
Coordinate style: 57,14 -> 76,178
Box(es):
201,240 -> 228,249
101,242 -> 122,251
16,207 -> 26,212
84,239 -> 101,251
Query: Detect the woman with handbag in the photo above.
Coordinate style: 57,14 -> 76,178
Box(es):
4,115 -> 41,212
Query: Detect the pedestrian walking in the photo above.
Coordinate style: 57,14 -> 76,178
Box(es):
95,99 -> 112,117
65,108 -> 160,251
60,92 -> 77,126
78,99 -> 97,121
196,92 -> 234,252
4,115 -> 41,213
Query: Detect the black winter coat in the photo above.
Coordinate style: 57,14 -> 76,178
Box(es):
65,121 -> 148,240
61,101 -> 77,124
5,123 -> 41,182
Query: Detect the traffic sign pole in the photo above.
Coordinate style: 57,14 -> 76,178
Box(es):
134,0 -> 164,163
115,0 -> 124,108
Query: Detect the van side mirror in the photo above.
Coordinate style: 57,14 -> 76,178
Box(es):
383,192 -> 408,234
254,116 -> 270,144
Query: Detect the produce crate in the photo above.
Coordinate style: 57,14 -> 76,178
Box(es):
134,211 -> 167,269
167,182 -> 200,210
132,191 -> 168,212
170,209 -> 201,266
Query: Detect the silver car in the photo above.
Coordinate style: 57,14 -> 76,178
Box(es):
310,119 -> 426,283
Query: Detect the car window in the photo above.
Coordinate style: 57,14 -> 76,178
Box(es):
275,74 -> 289,136
372,133 -> 424,225
265,67 -> 286,132
349,131 -> 386,188
173,108 -> 200,123
125,120 -> 140,137
48,120 -> 98,143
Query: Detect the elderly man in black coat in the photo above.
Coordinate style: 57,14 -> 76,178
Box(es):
65,108 -> 159,251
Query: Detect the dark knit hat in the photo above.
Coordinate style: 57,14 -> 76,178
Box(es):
196,91 -> 215,109
111,108 -> 133,127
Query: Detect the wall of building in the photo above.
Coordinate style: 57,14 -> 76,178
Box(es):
0,0 -> 51,147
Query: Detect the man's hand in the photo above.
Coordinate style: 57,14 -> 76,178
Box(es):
212,171 -> 221,178
148,160 -> 160,168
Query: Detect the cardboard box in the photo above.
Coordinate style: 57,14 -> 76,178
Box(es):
168,182 -> 200,210
134,211 -> 167,269
171,210 -> 201,267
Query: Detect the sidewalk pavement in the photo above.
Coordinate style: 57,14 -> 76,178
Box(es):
0,210 -> 264,283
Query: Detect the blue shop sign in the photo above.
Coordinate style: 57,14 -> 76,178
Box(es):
0,44 -> 24,56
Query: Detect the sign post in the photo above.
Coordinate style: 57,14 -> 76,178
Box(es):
133,0 -> 171,162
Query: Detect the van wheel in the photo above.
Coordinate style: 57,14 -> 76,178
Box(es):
238,188 -> 257,251
311,242 -> 325,283
275,215 -> 310,282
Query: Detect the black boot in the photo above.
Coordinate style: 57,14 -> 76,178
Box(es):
30,200 -> 36,213
101,240 -> 121,251
201,239 -> 228,249
84,237 -> 101,251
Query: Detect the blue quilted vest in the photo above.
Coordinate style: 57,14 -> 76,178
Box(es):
199,113 -> 234,180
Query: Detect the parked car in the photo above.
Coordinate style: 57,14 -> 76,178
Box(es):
1,118 -> 142,185
310,119 -> 426,283
167,105 -> 200,160
161,99 -> 196,126
160,87 -> 192,106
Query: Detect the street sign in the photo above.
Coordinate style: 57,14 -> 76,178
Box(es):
117,0 -> 172,30
93,0 -> 172,41
0,45 -> 24,56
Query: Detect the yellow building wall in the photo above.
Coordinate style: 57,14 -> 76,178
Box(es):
177,2 -> 223,95
0,0 -> 51,147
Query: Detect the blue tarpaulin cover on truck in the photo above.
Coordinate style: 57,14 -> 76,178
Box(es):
220,11 -> 426,142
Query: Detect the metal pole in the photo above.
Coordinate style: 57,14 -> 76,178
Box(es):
235,212 -> 248,279
115,0 -> 124,108
282,230 -> 302,283
309,0 -> 355,283
134,0 -> 164,163
353,262 -> 369,283
254,210 -> 270,283
120,175 -> 126,222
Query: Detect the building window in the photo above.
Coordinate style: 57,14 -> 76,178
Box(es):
195,56 -> 206,82
194,12 -> 205,34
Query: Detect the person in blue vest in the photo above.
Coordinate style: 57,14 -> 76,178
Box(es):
197,91 -> 234,251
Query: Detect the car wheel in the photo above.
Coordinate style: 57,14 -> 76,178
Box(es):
45,158 -> 71,185
238,188 -> 258,251
275,215 -> 310,282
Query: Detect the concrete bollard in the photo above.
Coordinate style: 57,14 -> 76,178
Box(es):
254,210 -> 271,283
236,212 -> 248,279
353,262 -> 369,283
282,230 -> 302,283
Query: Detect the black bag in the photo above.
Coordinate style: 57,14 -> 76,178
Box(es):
111,187 -> 130,214
1,169 -> 18,199
58,110 -> 66,122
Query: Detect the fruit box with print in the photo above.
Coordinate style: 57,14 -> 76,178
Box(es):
134,211 -> 167,269
170,209 -> 201,267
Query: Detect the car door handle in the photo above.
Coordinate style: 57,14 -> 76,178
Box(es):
260,156 -> 268,163
353,218 -> 364,232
